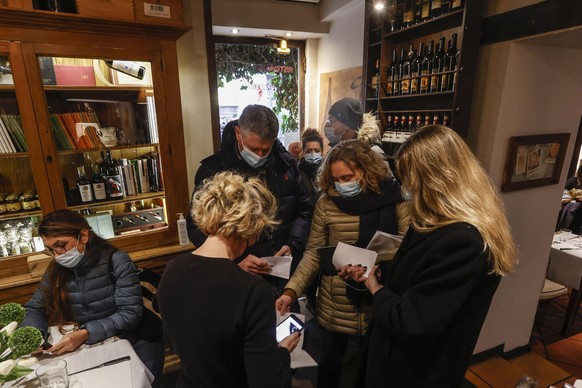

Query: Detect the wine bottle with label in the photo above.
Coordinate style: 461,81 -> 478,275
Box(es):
441,0 -> 451,14
105,60 -> 145,80
76,166 -> 93,203
420,40 -> 433,93
402,0 -> 414,29
410,42 -> 422,94
430,37 -> 446,93
451,0 -> 463,11
371,59 -> 380,97
387,0 -> 399,32
400,45 -> 414,95
387,49 -> 398,96
91,164 -> 107,201
448,33 -> 459,91
396,47 -> 406,96
102,151 -> 124,198
430,0 -> 442,17
421,0 -> 430,21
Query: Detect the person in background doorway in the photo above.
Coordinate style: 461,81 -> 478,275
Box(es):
186,104 -> 314,290
287,140 -> 302,161
342,125 -> 517,387
276,140 -> 408,388
298,128 -> 324,203
159,172 -> 300,388
565,165 -> 582,190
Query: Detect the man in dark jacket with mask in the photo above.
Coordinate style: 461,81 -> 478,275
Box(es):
187,104 -> 314,282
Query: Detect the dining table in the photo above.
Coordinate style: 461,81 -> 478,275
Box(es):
548,235 -> 582,335
4,332 -> 154,388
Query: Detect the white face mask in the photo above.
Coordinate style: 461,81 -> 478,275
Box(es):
304,152 -> 322,164
239,137 -> 270,168
54,236 -> 85,269
335,180 -> 362,198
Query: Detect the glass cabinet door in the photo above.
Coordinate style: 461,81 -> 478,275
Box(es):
37,55 -> 168,239
0,44 -> 46,257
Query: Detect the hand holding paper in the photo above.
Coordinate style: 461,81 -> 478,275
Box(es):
366,230 -> 403,254
261,256 -> 293,279
332,242 -> 377,277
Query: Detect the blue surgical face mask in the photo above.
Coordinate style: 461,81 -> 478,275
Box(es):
54,236 -> 85,269
324,126 -> 345,147
239,138 -> 270,168
335,180 -> 362,198
304,152 -> 322,164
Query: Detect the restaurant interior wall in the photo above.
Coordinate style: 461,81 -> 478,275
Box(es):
469,36 -> 582,353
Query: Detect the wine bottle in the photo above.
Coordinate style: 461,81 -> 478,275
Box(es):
430,0 -> 442,17
441,40 -> 452,91
387,49 -> 398,96
448,33 -> 459,91
76,166 -> 93,203
387,0 -> 399,32
104,60 -> 145,80
443,112 -> 450,127
396,0 -> 406,30
415,112 -> 423,130
432,112 -> 440,125
396,47 -> 406,96
420,40 -> 433,93
413,0 -> 423,24
451,0 -> 463,11
430,37 -> 446,93
421,0 -> 430,21
371,59 -> 380,98
400,45 -> 414,95
402,0 -> 414,29
424,112 -> 431,126
102,151 -> 124,198
91,165 -> 107,201
410,42 -> 423,94
441,0 -> 451,14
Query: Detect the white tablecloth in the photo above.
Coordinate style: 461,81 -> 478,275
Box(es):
6,338 -> 153,388
549,240 -> 582,290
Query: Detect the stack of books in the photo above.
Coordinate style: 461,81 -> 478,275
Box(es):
49,111 -> 103,150
0,114 -> 28,153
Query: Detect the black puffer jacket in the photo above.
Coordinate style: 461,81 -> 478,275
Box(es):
187,121 -> 314,262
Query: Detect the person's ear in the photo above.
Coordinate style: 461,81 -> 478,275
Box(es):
80,228 -> 90,244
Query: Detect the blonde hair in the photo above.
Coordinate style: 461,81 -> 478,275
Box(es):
396,125 -> 516,276
192,172 -> 279,240
358,113 -> 382,147
318,139 -> 390,194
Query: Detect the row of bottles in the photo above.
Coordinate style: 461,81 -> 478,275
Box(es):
372,33 -> 458,97
71,150 -> 162,205
381,111 -> 450,143
385,0 -> 464,32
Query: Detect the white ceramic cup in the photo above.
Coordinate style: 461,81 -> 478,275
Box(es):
35,359 -> 69,388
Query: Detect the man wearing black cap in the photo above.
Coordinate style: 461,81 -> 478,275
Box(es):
324,97 -> 363,147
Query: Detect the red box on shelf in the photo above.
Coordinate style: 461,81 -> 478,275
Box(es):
54,65 -> 96,86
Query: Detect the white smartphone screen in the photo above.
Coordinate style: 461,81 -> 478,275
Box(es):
276,315 -> 304,342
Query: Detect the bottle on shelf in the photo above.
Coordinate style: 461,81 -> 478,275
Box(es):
413,0 -> 423,24
383,114 -> 395,143
395,46 -> 406,96
400,45 -> 414,95
441,0 -> 451,14
430,0 -> 442,17
432,112 -> 440,125
104,60 -> 145,80
371,59 -> 380,98
443,111 -> 450,127
82,152 -> 95,181
421,0 -> 430,21
91,164 -> 107,201
410,42 -> 422,94
420,40 -> 433,93
76,166 -> 93,204
415,112 -> 423,130
395,0 -> 406,30
387,49 -> 398,96
387,0 -> 399,32
101,151 -> 124,199
430,36 -> 446,93
424,112 -> 431,126
451,0 -> 463,11
441,39 -> 452,91
448,33 -> 459,91
402,0 -> 414,29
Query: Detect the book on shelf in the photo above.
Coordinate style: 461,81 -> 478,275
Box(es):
0,116 -> 17,153
49,112 -> 104,150
0,114 -> 27,152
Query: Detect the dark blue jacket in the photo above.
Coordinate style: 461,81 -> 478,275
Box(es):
187,121 -> 314,261
22,250 -> 142,344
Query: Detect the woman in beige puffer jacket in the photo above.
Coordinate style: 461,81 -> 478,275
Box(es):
276,140 -> 409,388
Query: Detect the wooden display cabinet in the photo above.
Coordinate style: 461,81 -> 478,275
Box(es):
362,0 -> 484,160
0,9 -> 191,296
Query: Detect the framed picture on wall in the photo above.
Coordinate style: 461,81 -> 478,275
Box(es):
501,133 -> 570,192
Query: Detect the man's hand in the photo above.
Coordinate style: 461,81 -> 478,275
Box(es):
275,294 -> 293,316
48,329 -> 88,355
238,254 -> 272,275
274,245 -> 292,257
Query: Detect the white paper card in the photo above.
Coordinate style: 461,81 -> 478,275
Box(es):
574,380 -> 582,388
276,313 -> 317,368
262,256 -> 293,279
332,242 -> 377,277
366,230 -> 403,254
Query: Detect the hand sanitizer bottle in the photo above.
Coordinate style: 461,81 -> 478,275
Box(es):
177,213 -> 189,245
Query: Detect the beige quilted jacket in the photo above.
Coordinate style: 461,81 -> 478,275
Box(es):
284,193 -> 409,336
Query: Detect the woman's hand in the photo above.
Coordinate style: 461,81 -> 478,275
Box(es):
47,329 -> 88,355
238,254 -> 272,275
274,245 -> 292,257
275,294 -> 293,316
278,332 -> 301,353
337,264 -> 367,281
364,265 -> 384,295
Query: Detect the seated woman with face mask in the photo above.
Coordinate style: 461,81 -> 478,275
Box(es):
275,139 -> 408,388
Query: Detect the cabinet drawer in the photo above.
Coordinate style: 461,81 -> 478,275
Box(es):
134,0 -> 183,26
76,0 -> 134,21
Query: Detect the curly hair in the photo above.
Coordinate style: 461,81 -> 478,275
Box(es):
192,172 -> 280,240
396,125 -> 516,276
318,139 -> 390,194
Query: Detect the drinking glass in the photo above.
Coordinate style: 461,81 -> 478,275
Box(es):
35,359 -> 69,388
560,228 -> 572,243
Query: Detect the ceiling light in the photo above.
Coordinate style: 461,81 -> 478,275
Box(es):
277,39 -> 290,55
374,2 -> 385,10
285,32 -> 293,37
231,28 -> 239,34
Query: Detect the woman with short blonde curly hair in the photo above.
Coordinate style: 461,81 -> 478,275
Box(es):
158,171 -> 299,388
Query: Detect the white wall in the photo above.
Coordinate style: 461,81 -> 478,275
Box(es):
471,41 -> 582,352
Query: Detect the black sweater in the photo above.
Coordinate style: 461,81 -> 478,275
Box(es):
362,222 -> 501,388
158,253 -> 292,388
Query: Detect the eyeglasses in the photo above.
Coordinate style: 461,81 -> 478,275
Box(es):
42,244 -> 68,257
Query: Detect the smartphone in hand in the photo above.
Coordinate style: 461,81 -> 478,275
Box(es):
276,314 -> 304,343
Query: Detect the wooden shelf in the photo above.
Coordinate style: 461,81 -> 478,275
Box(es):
56,143 -> 159,155
67,191 -> 164,210
383,9 -> 464,42
0,84 -> 15,91
0,209 -> 42,221
0,151 -> 30,158
44,86 -> 149,92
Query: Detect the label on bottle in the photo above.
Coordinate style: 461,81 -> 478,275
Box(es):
431,0 -> 442,9
403,9 -> 413,23
79,184 -> 93,202
111,61 -> 142,78
386,77 -> 393,95
107,175 -> 124,198
452,0 -> 462,8
92,182 -> 107,200
411,76 -> 419,94
401,78 -> 410,94
421,2 -> 429,18
430,74 -> 439,92
420,72 -> 429,93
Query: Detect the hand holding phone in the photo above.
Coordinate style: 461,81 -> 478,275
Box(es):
276,314 -> 304,343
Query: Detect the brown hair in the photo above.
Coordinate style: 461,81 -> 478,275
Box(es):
39,209 -> 116,326
318,139 -> 390,194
